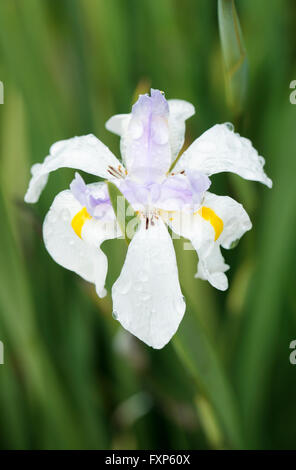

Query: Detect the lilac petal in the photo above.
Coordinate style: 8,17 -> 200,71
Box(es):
186,170 -> 211,205
154,171 -> 211,211
149,183 -> 161,203
119,178 -> 162,210
125,89 -> 171,185
156,174 -> 193,210
119,171 -> 211,212
119,178 -> 150,209
70,172 -> 88,207
70,172 -> 111,219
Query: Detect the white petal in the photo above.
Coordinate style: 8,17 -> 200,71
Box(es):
105,114 -> 130,137
166,208 -> 214,253
112,218 -> 185,349
201,192 -> 252,249
25,134 -> 122,203
168,99 -> 195,160
176,123 -> 272,188
166,208 -> 229,291
105,114 -> 131,165
196,243 -> 229,291
165,192 -> 252,291
43,187 -> 119,297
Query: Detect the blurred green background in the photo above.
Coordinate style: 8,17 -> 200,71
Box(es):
0,0 -> 295,450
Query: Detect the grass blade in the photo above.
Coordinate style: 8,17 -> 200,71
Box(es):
218,0 -> 248,115
173,294 -> 244,449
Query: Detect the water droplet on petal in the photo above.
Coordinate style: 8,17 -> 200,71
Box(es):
134,281 -> 143,292
138,270 -> 149,282
225,122 -> 234,131
61,209 -> 71,222
130,118 -> 143,139
151,116 -> 169,144
112,310 -> 118,320
174,296 -> 185,315
140,292 -> 151,302
117,280 -> 131,295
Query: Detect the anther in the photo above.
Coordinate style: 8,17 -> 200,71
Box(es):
108,166 -> 123,179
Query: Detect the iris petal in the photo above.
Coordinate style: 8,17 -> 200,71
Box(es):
112,217 -> 185,349
43,187 -> 119,298
176,123 -> 272,188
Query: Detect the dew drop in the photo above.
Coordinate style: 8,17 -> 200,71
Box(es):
152,248 -> 162,259
134,281 -> 143,292
61,209 -> 71,222
151,117 -> 169,145
117,280 -> 131,295
225,122 -> 234,131
130,118 -> 143,140
112,311 -> 118,320
140,292 -> 151,302
138,270 -> 149,282
174,296 -> 185,314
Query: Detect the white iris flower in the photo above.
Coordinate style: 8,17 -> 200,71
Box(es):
25,89 -> 272,349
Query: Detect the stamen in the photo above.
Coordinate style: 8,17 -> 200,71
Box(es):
107,169 -> 117,177
111,166 -> 122,177
108,165 -> 124,179
117,164 -> 126,176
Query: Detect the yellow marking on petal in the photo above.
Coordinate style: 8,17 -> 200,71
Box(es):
71,207 -> 91,238
197,206 -> 224,241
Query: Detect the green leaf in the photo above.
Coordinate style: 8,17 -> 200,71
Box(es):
235,102 -> 296,447
107,181 -> 140,245
173,295 -> 244,449
218,0 -> 248,115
